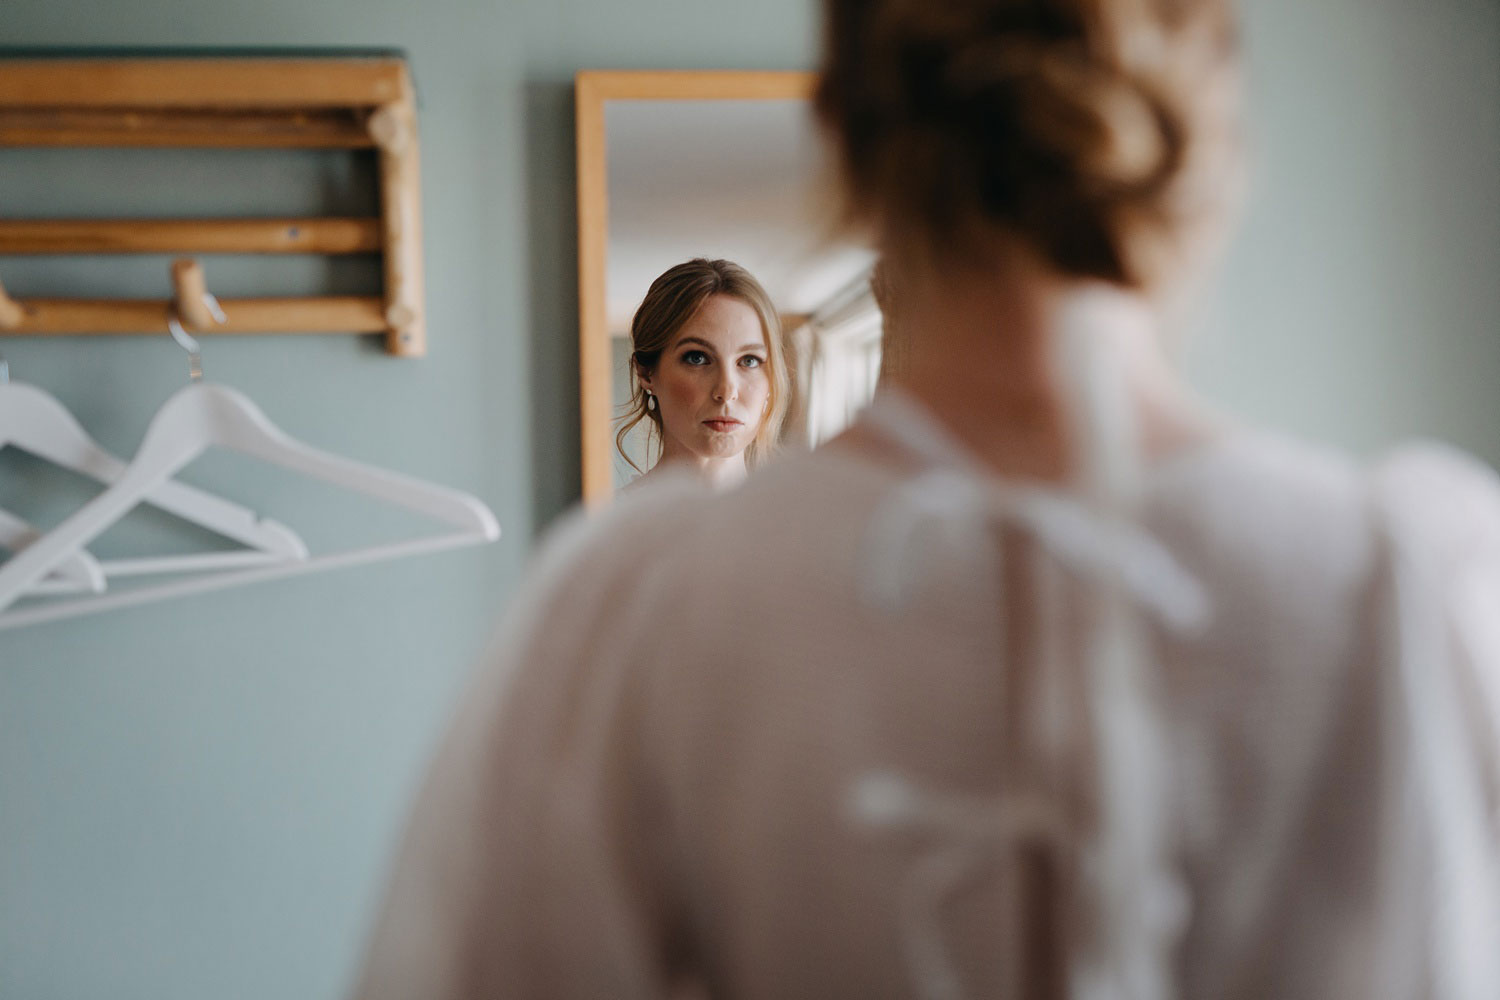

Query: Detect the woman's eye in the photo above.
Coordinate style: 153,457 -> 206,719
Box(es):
681,350 -> 709,366
739,355 -> 765,369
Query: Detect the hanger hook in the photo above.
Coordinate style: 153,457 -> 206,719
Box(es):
167,310 -> 204,382
202,292 -> 228,325
166,259 -> 226,382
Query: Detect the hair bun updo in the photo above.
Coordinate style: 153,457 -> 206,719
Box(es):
816,0 -> 1241,290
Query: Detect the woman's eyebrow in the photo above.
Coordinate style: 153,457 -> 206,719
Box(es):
672,337 -> 765,354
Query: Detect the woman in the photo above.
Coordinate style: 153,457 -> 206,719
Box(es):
617,258 -> 789,490
353,1 -> 1500,997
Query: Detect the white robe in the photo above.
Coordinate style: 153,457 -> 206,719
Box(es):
350,391 -> 1500,1000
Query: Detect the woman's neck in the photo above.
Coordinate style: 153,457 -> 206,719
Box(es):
878,247 -> 1220,484
650,445 -> 749,490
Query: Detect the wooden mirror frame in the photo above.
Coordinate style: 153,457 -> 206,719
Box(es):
573,69 -> 816,505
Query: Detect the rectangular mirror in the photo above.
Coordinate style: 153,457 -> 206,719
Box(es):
575,70 -> 880,502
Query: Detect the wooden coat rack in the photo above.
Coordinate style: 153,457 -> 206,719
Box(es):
0,55 -> 427,356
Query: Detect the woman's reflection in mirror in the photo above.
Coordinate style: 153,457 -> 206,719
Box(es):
616,258 -> 788,491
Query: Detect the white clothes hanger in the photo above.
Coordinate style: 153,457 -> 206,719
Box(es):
0,346 -> 304,599
0,371 -> 309,573
0,353 -> 106,596
0,507 -> 105,596
0,342 -> 499,629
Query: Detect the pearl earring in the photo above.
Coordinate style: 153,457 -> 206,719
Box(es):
646,392 -> 657,412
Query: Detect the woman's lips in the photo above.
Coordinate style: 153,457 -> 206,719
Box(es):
702,418 -> 743,433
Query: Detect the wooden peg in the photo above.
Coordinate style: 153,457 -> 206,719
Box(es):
170,258 -> 215,328
0,275 -> 24,330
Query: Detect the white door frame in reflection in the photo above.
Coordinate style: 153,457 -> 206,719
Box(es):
573,70 -> 816,505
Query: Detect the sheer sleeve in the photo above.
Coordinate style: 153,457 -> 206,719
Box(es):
1371,443 -> 1500,996
347,489 -> 700,1000
1377,443 -> 1500,785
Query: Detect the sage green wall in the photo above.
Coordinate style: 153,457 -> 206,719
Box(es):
0,1 -> 1494,998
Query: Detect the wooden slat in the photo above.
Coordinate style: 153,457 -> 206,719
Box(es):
0,296 -> 385,334
0,108 -> 375,147
0,218 -> 382,254
0,59 -> 410,109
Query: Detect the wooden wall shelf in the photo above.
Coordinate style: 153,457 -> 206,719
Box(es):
0,55 -> 426,356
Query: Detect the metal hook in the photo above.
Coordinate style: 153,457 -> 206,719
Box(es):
167,311 -> 204,382
164,285 -> 228,383
201,292 -> 228,325
165,259 -> 226,381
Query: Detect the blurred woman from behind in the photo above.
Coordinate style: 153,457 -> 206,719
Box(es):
353,1 -> 1500,998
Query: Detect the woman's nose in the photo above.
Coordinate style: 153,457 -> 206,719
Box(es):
713,373 -> 738,402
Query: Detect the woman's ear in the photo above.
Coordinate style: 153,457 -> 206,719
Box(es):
638,372 -> 654,395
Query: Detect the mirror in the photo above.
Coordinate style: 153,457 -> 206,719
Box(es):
575,71 -> 881,502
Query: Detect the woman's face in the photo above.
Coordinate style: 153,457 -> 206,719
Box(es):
643,294 -> 771,463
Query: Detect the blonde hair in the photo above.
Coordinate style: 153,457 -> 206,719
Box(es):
616,258 -> 790,474
814,0 -> 1243,290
